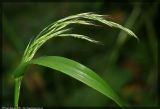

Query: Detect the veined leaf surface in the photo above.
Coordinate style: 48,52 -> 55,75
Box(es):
29,56 -> 124,107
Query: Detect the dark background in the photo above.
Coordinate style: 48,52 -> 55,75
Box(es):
2,1 -> 159,107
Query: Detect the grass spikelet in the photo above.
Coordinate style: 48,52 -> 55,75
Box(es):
21,12 -> 138,64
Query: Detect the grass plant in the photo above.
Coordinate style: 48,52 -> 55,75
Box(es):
13,12 -> 138,108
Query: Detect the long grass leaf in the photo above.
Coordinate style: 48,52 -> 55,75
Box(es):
29,56 -> 124,107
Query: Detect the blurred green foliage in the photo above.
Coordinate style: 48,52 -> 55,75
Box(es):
2,2 -> 159,107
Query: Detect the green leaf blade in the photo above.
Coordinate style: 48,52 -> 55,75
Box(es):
29,56 -> 124,107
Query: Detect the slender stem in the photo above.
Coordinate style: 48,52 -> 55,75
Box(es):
14,77 -> 22,108
145,14 -> 157,67
2,15 -> 22,51
106,5 -> 141,68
